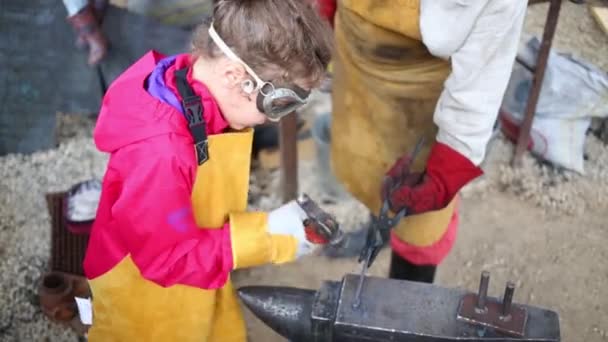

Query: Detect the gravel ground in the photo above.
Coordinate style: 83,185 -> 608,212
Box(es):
524,0 -> 608,72
1,2 -> 607,341
0,133 -> 107,341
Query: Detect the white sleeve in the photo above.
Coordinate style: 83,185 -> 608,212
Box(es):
62,0 -> 89,16
430,1 -> 527,165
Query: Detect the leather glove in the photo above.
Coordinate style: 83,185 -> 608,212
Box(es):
268,201 -> 317,258
312,0 -> 337,27
385,142 -> 483,214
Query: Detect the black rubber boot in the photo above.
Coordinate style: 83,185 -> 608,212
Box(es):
67,4 -> 108,65
388,251 -> 436,283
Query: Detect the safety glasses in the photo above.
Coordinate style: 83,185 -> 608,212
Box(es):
208,23 -> 311,121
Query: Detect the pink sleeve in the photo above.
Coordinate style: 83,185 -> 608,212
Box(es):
112,146 -> 234,290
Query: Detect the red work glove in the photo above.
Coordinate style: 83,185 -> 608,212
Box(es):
313,0 -> 337,27
384,142 -> 483,214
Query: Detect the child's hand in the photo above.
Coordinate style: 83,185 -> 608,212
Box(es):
268,201 -> 317,258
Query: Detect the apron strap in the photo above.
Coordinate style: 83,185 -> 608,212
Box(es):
175,68 -> 209,165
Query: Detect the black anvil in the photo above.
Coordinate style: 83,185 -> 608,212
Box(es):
238,272 -> 560,342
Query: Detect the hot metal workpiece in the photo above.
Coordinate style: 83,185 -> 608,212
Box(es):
296,193 -> 344,246
238,273 -> 560,342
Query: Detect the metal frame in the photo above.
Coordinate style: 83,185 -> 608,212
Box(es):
512,0 -> 563,166
279,113 -> 299,202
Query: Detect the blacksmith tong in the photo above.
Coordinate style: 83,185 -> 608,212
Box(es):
353,136 -> 426,308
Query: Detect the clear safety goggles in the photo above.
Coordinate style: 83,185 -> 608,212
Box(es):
208,23 -> 311,121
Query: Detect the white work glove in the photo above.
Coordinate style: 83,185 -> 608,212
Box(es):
268,200 -> 316,258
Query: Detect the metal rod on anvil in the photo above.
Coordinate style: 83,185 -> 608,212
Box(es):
238,274 -> 561,342
352,256 -> 369,309
476,270 -> 490,313
502,282 -> 516,319
352,137 -> 425,309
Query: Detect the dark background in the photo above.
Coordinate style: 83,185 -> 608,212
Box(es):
0,0 -> 192,155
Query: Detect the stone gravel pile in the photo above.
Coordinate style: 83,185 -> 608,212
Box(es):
0,134 -> 107,341
462,133 -> 608,216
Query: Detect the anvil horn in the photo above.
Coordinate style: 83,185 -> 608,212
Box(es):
238,286 -> 316,341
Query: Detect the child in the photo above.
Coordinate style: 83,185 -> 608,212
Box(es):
82,0 -> 332,340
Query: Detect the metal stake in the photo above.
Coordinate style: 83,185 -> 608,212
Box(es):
476,271 -> 490,313
280,113 -> 298,202
501,282 -> 515,321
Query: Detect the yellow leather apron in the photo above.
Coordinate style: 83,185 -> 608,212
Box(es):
87,130 -> 254,342
331,0 -> 457,248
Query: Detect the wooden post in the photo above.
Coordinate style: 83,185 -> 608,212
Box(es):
512,0 -> 562,166
279,113 -> 299,202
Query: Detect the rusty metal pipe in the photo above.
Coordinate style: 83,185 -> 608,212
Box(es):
279,113 -> 298,202
512,0 -> 562,166
502,282 -> 516,319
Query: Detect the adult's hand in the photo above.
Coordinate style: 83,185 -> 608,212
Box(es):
385,142 -> 483,214
312,0 -> 337,27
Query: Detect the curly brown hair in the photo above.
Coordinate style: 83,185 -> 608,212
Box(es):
191,0 -> 333,87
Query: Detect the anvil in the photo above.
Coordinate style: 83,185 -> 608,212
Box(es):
238,273 -> 560,342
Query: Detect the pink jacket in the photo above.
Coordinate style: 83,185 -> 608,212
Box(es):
83,51 -> 235,290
